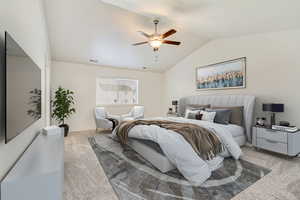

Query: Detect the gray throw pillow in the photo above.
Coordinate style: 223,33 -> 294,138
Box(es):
206,109 -> 232,125
212,106 -> 244,126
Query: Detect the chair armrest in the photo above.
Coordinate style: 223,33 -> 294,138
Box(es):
121,113 -> 132,119
107,114 -> 121,121
95,118 -> 113,129
95,117 -> 110,123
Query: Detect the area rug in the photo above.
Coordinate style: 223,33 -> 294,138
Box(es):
88,135 -> 270,200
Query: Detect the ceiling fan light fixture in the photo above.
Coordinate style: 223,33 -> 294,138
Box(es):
149,39 -> 162,49
133,20 -> 180,51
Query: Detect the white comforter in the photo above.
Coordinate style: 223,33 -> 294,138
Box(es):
115,117 -> 242,185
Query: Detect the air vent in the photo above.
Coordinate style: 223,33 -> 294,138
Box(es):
89,59 -> 98,63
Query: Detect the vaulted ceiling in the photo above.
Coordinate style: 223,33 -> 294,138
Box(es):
45,0 -> 300,72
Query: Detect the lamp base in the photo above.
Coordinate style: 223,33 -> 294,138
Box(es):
270,113 -> 276,126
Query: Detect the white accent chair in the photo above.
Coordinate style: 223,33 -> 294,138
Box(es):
95,107 -> 120,131
121,106 -> 145,121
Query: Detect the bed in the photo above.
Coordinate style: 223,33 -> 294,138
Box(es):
118,95 -> 256,184
177,94 -> 255,142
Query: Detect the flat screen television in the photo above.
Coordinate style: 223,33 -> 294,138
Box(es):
5,32 -> 41,143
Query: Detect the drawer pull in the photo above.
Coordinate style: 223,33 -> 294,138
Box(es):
265,139 -> 279,144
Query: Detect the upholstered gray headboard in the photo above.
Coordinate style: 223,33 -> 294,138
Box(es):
178,95 -> 256,141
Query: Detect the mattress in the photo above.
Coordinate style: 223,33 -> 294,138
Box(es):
127,123 -> 245,173
130,138 -> 164,155
127,138 -> 176,173
225,124 -> 245,138
223,124 -> 246,146
130,125 -> 245,156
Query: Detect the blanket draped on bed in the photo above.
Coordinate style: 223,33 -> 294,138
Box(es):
115,120 -> 224,160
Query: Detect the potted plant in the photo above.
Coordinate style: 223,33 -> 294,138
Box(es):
52,86 -> 76,137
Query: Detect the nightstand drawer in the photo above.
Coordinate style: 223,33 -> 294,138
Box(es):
257,128 -> 287,143
257,138 -> 287,154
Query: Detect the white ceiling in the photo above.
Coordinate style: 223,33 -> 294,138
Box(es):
45,0 -> 300,72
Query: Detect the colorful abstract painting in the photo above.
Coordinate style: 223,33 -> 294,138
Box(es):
196,58 -> 246,90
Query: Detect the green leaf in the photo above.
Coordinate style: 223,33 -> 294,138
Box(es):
51,86 -> 76,124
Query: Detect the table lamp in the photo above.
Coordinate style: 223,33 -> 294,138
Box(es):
262,103 -> 284,126
172,100 -> 178,114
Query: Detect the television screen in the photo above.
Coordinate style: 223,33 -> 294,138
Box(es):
5,32 -> 41,143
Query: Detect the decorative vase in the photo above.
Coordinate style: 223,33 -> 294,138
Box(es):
59,124 -> 69,137
167,108 -> 173,114
256,117 -> 266,127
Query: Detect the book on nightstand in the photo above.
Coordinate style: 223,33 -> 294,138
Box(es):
272,125 -> 298,133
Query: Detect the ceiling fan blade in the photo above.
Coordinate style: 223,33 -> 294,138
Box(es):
132,41 -> 148,46
138,31 -> 151,38
162,29 -> 177,39
163,40 -> 181,45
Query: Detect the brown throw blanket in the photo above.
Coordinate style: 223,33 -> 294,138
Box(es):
115,120 -> 224,160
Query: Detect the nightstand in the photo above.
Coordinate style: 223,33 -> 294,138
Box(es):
252,126 -> 300,157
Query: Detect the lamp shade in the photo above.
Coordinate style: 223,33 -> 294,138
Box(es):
172,100 -> 178,106
262,103 -> 284,112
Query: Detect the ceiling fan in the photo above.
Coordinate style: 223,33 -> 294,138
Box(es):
132,19 -> 181,51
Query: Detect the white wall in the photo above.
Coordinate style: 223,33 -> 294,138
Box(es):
0,0 -> 50,181
164,30 -> 300,127
51,61 -> 164,132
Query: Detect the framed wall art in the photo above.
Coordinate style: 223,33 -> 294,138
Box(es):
196,57 -> 246,90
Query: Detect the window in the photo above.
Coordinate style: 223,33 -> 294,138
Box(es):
96,78 -> 138,105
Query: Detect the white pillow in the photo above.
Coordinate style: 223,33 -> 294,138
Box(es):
200,110 -> 216,122
185,109 -> 201,118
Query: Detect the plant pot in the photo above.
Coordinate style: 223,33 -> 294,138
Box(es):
59,124 -> 69,137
